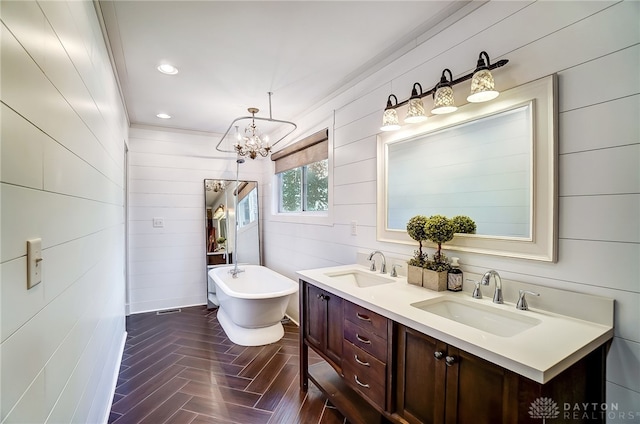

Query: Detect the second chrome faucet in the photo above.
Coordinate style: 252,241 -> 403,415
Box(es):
481,270 -> 503,304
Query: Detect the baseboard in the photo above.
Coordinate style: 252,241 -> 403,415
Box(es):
285,313 -> 299,327
101,330 -> 127,424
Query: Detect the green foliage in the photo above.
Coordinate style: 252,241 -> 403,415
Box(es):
406,214 -> 476,271
424,215 -> 454,268
280,168 -> 302,212
424,215 -> 455,245
451,215 -> 476,234
279,160 -> 328,212
305,160 -> 328,211
406,215 -> 429,267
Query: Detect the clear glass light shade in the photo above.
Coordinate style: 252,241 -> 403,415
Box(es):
405,98 -> 427,123
381,108 -> 400,131
431,86 -> 457,114
467,69 -> 499,103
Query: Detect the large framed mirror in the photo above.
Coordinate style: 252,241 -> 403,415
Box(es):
205,179 -> 260,268
377,75 -> 557,262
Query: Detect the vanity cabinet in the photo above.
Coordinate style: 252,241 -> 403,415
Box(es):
395,324 -> 518,424
299,279 -> 608,424
303,283 -> 343,368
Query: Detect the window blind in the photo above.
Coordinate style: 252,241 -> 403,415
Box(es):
271,128 -> 328,174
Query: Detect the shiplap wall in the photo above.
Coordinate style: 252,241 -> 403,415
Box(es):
127,126 -> 265,314
261,1 -> 640,416
0,1 -> 127,423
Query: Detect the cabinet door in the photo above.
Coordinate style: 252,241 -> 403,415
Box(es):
304,283 -> 325,352
444,346 -> 518,424
324,290 -> 344,366
395,325 -> 447,424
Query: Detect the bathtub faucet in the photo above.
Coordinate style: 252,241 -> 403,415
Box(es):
368,251 -> 387,274
229,266 -> 245,278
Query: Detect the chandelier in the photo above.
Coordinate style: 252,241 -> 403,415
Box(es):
216,92 -> 297,159
234,108 -> 270,159
205,180 -> 227,192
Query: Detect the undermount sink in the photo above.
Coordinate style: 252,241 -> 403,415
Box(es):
411,297 -> 541,337
325,269 -> 395,288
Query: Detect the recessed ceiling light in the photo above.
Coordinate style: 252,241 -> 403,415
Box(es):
157,64 -> 178,75
156,113 -> 171,119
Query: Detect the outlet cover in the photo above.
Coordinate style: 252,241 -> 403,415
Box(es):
153,217 -> 164,228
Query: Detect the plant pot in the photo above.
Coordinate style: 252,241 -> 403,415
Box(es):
407,265 -> 423,286
422,269 -> 448,291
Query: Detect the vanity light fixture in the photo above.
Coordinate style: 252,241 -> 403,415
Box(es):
157,64 -> 179,75
380,94 -> 401,131
405,83 -> 427,123
467,51 -> 499,103
216,92 -> 297,159
431,69 -> 457,114
380,51 -> 508,131
156,113 -> 171,119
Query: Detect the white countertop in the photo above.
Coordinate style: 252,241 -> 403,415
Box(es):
297,264 -> 614,384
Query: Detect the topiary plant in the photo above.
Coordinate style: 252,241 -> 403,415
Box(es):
424,214 -> 454,270
406,215 -> 429,267
451,215 -> 477,234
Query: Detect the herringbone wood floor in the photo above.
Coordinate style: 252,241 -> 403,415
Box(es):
109,306 -> 348,424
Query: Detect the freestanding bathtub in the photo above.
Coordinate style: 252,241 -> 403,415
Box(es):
208,265 -> 298,346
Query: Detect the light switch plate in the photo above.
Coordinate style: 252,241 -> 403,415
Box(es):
27,238 -> 42,289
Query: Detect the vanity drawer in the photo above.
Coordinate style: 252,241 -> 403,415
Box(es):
344,301 -> 388,339
343,340 -> 386,388
342,361 -> 386,408
344,320 -> 387,361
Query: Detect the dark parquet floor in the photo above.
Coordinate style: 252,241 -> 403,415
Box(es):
108,305 -> 348,424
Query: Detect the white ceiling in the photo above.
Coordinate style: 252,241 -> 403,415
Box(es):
99,1 -> 470,140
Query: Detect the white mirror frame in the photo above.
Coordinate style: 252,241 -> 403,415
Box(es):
377,75 -> 558,262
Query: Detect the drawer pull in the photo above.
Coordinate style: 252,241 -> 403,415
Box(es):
356,312 -> 371,322
354,355 -> 370,367
354,375 -> 370,388
355,334 -> 371,344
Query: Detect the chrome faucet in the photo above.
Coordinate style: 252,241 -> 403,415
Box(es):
368,251 -> 387,274
481,270 -> 503,304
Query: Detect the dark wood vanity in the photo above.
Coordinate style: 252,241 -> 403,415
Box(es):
299,279 -> 610,424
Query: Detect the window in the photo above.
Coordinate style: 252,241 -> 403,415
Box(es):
272,129 -> 329,213
278,159 -> 328,212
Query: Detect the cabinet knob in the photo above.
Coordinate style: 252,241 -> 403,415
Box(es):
316,293 -> 329,301
445,355 -> 457,366
434,351 -> 444,360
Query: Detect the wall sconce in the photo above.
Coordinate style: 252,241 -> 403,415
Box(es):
380,51 -> 508,131
467,51 -> 499,103
381,94 -> 401,131
405,83 -> 427,123
432,69 -> 457,114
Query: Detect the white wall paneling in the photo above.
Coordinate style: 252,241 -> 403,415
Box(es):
0,1 -> 127,423
260,1 -> 640,416
127,125 -> 265,313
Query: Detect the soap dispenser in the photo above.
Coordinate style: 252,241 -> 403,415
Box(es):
447,257 -> 463,292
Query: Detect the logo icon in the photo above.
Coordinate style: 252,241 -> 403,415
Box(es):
529,397 -> 560,423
